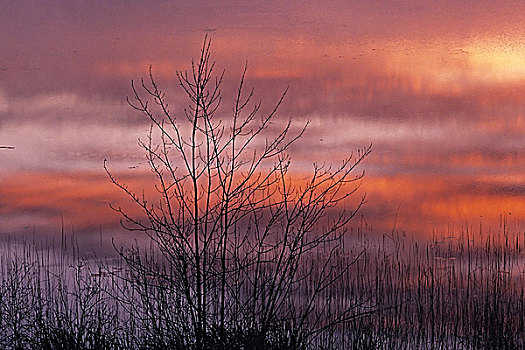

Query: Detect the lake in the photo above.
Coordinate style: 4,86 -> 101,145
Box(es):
1,1 -> 524,250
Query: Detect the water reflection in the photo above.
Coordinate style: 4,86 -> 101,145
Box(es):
1,1 -> 524,244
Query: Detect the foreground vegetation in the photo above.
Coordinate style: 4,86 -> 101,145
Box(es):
102,36 -> 371,349
0,223 -> 524,349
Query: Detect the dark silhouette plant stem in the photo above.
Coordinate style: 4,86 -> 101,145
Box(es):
104,35 -> 371,349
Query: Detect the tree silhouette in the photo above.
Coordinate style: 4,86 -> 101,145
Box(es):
105,36 -> 371,349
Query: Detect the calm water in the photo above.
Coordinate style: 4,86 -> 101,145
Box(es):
1,1 -> 525,248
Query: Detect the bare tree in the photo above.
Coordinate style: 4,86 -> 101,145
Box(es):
105,36 -> 371,349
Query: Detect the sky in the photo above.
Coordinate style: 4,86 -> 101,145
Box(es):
1,1 -> 525,245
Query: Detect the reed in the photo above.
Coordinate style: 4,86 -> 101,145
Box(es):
0,221 -> 523,349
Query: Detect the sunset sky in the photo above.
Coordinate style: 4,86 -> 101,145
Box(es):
1,1 -> 525,243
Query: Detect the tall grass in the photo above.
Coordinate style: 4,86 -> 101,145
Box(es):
0,222 -> 524,349
334,222 -> 525,349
